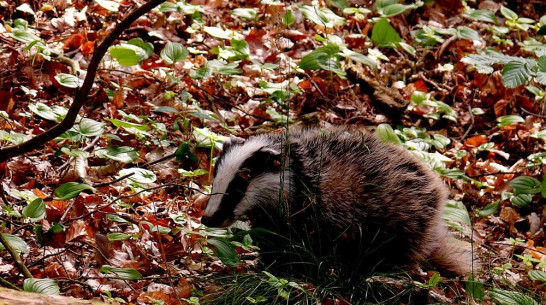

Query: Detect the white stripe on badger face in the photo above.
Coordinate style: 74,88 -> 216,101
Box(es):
203,138 -> 269,218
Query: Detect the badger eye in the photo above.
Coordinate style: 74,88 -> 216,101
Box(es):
238,168 -> 251,180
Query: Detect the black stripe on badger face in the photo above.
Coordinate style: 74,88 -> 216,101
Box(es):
202,147 -> 281,227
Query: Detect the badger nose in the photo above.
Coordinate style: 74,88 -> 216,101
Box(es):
201,215 -> 213,227
201,213 -> 224,228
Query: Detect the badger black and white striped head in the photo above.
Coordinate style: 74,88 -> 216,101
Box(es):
201,135 -> 289,228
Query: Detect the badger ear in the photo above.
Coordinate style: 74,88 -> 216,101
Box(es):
258,146 -> 280,156
256,147 -> 282,171
222,135 -> 246,151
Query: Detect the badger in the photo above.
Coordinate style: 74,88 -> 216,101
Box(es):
201,127 -> 477,275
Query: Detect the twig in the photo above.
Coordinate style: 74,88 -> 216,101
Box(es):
519,106 -> 546,119
0,181 -> 11,206
0,232 -> 33,278
98,68 -> 163,83
468,171 -> 519,178
58,135 -> 101,172
461,104 -> 475,140
0,275 -> 21,290
142,152 -> 176,168
435,35 -> 457,61
0,0 -> 167,164
27,246 -> 75,268
92,172 -> 134,188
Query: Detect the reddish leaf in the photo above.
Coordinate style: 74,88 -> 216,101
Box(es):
63,33 -> 85,51
464,135 -> 488,148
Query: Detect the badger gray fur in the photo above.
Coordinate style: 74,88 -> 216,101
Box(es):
201,127 -> 477,275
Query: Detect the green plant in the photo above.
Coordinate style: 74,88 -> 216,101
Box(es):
462,49 -> 546,88
500,6 -> 535,33
411,24 -> 480,46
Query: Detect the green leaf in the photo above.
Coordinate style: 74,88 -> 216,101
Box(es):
100,265 -> 143,280
106,214 -> 129,223
328,0 -> 349,10
443,200 -> 471,232
54,73 -> 80,88
477,200 -> 500,217
298,44 -> 340,70
340,48 -> 377,68
439,168 -> 465,180
232,8 -> 257,20
60,148 -> 89,159
178,169 -> 209,177
0,234 -> 29,253
218,39 -> 249,61
509,176 -> 542,194
95,146 -> 139,163
107,119 -> 149,131
127,38 -> 153,58
502,61 -> 532,88
465,277 -> 485,301
529,270 -> 546,282
24,278 -> 60,295
109,44 -> 148,66
153,106 -> 178,113
95,0 -> 120,11
489,288 -> 538,305
193,127 -> 228,150
11,28 -> 42,44
282,10 -> 296,26
374,0 -> 399,9
298,5 -> 346,28
48,223 -> 65,234
398,42 -> 416,56
500,6 -> 518,21
542,174 -> 546,199
107,233 -> 132,241
28,103 -> 68,122
380,3 -> 415,17
175,142 -> 198,163
74,118 -> 105,137
203,26 -> 240,40
208,238 -> 241,267
13,18 -> 28,30
466,9 -> 497,24
22,198 -> 46,221
457,26 -> 480,41
161,42 -> 189,64
428,272 -> 441,287
54,182 -> 95,200
510,194 -> 533,207
118,168 -> 157,184
375,124 -> 401,144
536,56 -> 546,85
496,115 -> 524,128
371,18 -> 401,47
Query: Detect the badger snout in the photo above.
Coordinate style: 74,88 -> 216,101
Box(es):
200,213 -> 219,227
201,213 -> 232,228
201,194 -> 230,228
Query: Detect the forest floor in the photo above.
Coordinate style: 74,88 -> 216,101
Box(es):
0,0 -> 545,304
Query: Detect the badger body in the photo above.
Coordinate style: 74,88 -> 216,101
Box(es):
201,127 -> 475,275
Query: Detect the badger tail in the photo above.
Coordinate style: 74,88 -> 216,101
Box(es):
429,235 -> 480,276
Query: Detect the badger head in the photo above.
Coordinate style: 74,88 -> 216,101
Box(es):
201,136 -> 287,228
